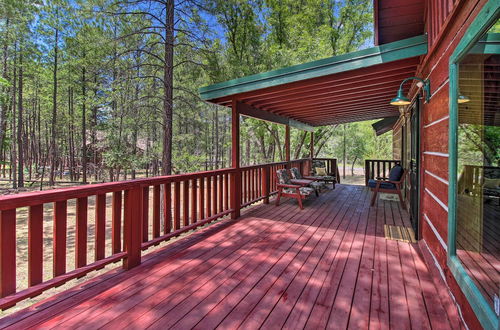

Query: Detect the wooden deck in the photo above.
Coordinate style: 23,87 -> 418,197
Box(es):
0,184 -> 463,329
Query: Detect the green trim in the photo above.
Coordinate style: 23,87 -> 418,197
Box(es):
200,35 -> 427,101
449,257 -> 499,330
448,1 -> 500,329
469,33 -> 500,54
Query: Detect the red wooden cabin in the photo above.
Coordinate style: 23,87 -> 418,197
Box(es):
0,1 -> 498,329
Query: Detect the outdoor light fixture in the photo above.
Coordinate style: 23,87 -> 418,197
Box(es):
390,77 -> 431,106
457,93 -> 471,104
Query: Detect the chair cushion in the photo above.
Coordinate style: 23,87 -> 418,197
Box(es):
388,164 -> 404,182
312,160 -> 326,168
368,179 -> 396,189
290,167 -> 303,180
283,187 -> 315,195
316,167 -> 327,176
276,169 -> 291,184
310,175 -> 335,181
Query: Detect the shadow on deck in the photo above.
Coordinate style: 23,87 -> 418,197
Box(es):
0,185 -> 463,329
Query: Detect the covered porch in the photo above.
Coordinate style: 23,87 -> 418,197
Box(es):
0,24 -> 466,330
0,185 -> 461,329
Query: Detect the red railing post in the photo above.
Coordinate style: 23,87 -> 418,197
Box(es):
231,170 -> 241,219
53,201 -> 67,277
231,100 -> 241,219
28,205 -> 43,287
111,192 -> 122,254
365,159 -> 370,186
123,187 -> 142,270
262,166 -> 270,204
0,209 -> 16,298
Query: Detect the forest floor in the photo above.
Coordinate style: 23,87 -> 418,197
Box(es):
337,165 -> 365,185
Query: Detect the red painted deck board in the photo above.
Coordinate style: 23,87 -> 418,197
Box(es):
0,185 -> 462,330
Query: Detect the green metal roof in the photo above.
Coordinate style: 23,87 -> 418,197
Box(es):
200,35 -> 427,101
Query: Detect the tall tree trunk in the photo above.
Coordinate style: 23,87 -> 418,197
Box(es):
294,131 -> 307,159
49,26 -> 59,186
92,74 -> 98,181
351,156 -> 357,176
68,86 -> 75,181
81,66 -> 87,183
162,0 -> 174,175
10,46 -> 17,188
17,49 -> 24,187
0,18 -> 9,157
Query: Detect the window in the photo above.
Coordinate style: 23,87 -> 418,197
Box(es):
449,2 -> 500,329
456,20 -> 499,311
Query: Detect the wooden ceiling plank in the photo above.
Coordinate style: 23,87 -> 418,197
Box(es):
248,74 -> 414,109
239,63 -> 419,104
263,84 -> 402,112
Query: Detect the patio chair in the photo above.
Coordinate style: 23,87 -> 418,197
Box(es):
289,167 -> 326,193
310,160 -> 337,189
368,164 -> 408,209
276,169 -> 315,210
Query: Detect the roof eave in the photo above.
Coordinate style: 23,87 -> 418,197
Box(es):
200,34 -> 428,102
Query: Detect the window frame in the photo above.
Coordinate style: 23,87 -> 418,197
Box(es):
448,1 -> 500,329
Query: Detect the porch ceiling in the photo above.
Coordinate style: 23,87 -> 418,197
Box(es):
200,35 -> 427,127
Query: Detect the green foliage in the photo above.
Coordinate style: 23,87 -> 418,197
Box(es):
1,0 -> 379,182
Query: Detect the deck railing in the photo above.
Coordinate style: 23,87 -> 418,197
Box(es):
314,158 -> 341,183
364,159 -> 401,186
0,157 -> 333,310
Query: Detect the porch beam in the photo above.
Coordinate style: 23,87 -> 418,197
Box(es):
237,101 -> 313,131
285,125 -> 290,163
310,131 -> 314,158
231,99 -> 241,219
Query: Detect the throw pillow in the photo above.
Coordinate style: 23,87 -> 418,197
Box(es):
316,167 -> 327,176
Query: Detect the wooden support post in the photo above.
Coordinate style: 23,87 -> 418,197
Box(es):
262,166 -> 270,204
365,159 -> 370,186
285,125 -> 290,166
123,187 -> 142,270
231,99 -> 241,219
310,131 -> 314,158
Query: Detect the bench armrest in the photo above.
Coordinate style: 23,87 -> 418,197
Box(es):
277,183 -> 301,189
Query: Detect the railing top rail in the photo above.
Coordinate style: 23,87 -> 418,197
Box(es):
0,158 -> 334,210
240,161 -> 288,170
0,168 -> 235,210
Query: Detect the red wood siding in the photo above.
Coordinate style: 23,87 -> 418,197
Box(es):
428,0 -> 458,46
410,0 -> 490,328
375,0 -> 425,45
392,119 -> 403,160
